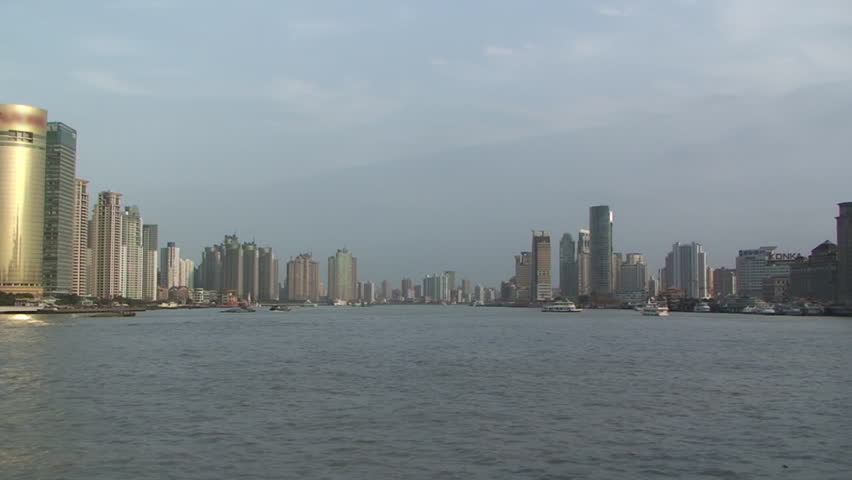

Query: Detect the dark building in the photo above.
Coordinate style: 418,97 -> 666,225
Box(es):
42,122 -> 77,294
589,205 -> 613,296
559,233 -> 578,299
790,241 -> 837,303
838,202 -> 852,303
712,267 -> 736,298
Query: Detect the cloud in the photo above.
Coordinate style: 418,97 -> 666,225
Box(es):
719,0 -> 852,42
72,70 -> 153,96
597,6 -> 631,17
484,45 -> 515,57
286,19 -> 361,40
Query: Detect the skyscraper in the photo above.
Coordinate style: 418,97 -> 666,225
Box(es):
514,251 -> 533,301
531,230 -> 552,301
242,241 -> 259,301
70,179 -> 89,297
160,242 -> 180,288
577,229 -> 591,296
619,253 -> 647,295
735,247 -> 789,299
612,252 -> 623,294
712,268 -> 736,298
121,206 -> 144,299
258,247 -> 279,301
222,235 -> 244,297
559,233 -> 578,300
381,279 -> 391,300
328,248 -> 357,301
444,270 -> 456,294
0,104 -> 48,295
42,122 -> 77,295
91,191 -> 123,299
423,273 -> 449,301
589,206 -> 613,296
838,202 -> 852,303
662,242 -> 709,299
286,253 -> 320,301
141,224 -> 159,301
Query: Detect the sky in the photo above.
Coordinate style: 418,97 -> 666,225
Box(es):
4,0 -> 852,286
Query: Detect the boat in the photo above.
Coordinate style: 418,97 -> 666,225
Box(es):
640,301 -> 669,316
757,306 -> 779,315
300,300 -> 319,308
802,304 -> 824,315
221,307 -> 255,313
269,305 -> 291,312
541,300 -> 583,313
331,299 -> 347,306
89,310 -> 136,318
693,302 -> 711,313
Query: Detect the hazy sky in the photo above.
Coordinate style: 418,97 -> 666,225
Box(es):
5,0 -> 852,285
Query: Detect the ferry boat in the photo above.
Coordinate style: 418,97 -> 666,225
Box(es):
269,305 -> 291,312
541,300 -> 583,313
640,302 -> 669,316
221,307 -> 255,313
693,302 -> 711,313
300,300 -> 319,308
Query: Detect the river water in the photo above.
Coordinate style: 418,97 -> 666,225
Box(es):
1,306 -> 850,479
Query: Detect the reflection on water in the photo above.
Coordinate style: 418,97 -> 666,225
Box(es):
2,313 -> 48,326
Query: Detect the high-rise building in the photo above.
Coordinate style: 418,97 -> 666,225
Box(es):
160,242 -> 181,288
662,242 -> 709,299
589,206 -> 613,296
91,191 -> 123,299
612,252 -> 623,294
70,179 -> 89,297
444,271 -> 456,294
0,104 -> 48,295
712,268 -> 736,298
362,281 -> 376,303
141,224 -> 158,301
42,122 -> 77,295
242,242 -> 259,301
328,248 -> 357,301
423,273 -> 449,301
531,230 -> 552,301
618,253 -> 647,295
838,202 -> 852,303
258,247 -> 279,302
461,278 -> 472,302
287,253 -> 320,301
178,258 -> 194,289
789,241 -> 837,303
381,279 -> 391,300
401,277 -> 413,300
577,229 -> 591,296
735,247 -> 790,299
559,233 -> 578,300
514,251 -> 533,301
121,206 -> 144,299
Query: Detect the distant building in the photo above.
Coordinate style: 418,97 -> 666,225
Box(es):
160,242 -> 180,289
423,273 -> 449,302
362,281 -> 376,303
559,233 -> 578,300
258,247 -> 279,302
121,206 -> 144,299
242,242 -> 259,302
612,252 -> 623,294
91,191 -> 124,299
401,278 -> 413,300
618,253 -> 647,296
789,241 -> 837,303
461,278 -> 473,302
736,247 -> 791,299
70,179 -> 90,297
286,253 -> 320,301
222,235 -> 244,297
328,248 -> 357,301
589,206 -> 613,296
43,122 -> 77,295
531,230 -> 552,301
838,202 -> 852,303
514,251 -> 533,301
141,224 -> 158,301
662,242 -> 709,299
577,229 -> 591,296
712,267 -> 737,298
381,279 -> 391,300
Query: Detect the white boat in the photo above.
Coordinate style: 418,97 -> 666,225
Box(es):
300,300 -> 319,308
757,307 -> 779,315
641,302 -> 669,316
693,302 -> 711,313
541,300 -> 583,312
332,299 -> 347,306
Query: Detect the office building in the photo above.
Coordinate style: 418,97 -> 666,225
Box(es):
70,179 -> 89,296
712,268 -> 736,298
589,206 -> 613,296
444,271 -> 456,295
91,191 -> 123,299
531,230 -> 552,301
577,229 -> 591,296
328,248 -> 357,301
287,253 -> 320,301
121,206 -> 144,299
381,279 -> 391,300
258,247 -> 279,302
514,251 -> 533,301
736,247 -> 790,299
618,253 -> 647,294
243,241 -> 259,301
838,202 -> 852,303
222,235 -> 244,296
423,273 -> 449,302
141,224 -> 158,301
0,104 -> 48,295
160,242 -> 181,288
42,122 -> 77,294
559,233 -> 578,300
662,242 -> 709,299
790,241 -> 837,303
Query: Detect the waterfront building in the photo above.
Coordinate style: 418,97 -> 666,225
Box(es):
258,247 -> 279,302
287,253 -> 319,301
0,104 -> 48,295
141,224 -> 158,301
577,229 -> 591,296
559,233 -> 578,300
618,253 -> 647,295
514,251 -> 533,301
160,242 -> 180,288
531,230 -> 552,301
362,281 -> 376,303
328,248 -> 357,301
423,273 -> 449,302
91,191 -> 123,299
838,202 -> 852,303
70,179 -> 89,296
612,252 -> 623,294
222,235 -> 244,296
42,122 -> 77,295
413,284 -> 423,299
243,242 -> 259,301
589,206 -> 613,296
789,241 -> 837,303
736,247 -> 791,299
662,242 -> 709,299
179,258 -> 195,289
121,206 -> 144,299
381,279 -> 391,300
712,268 -> 736,298
461,278 -> 472,302
444,271 -> 456,294
402,277 -> 413,300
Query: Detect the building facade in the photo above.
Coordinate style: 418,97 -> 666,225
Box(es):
531,230 -> 552,301
589,206 -> 613,296
789,241 -> 837,303
662,242 -> 709,299
577,229 -> 591,296
712,267 -> 737,298
258,247 -> 279,302
838,202 -> 852,303
91,191 -> 124,299
122,206 -> 144,299
0,104 -> 48,295
42,122 -> 77,295
514,251 -> 533,301
141,224 -> 159,301
328,248 -> 357,301
736,247 -> 790,299
70,179 -> 89,296
286,253 -> 320,301
559,233 -> 578,300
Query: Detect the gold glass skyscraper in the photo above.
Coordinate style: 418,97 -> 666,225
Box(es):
0,104 -> 48,295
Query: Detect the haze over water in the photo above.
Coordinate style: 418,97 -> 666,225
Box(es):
2,307 -> 850,479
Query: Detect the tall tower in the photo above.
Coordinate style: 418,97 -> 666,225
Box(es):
242,241 -> 260,301
92,191 -> 123,299
159,242 -> 180,288
663,242 -> 709,299
141,224 -> 159,301
287,253 -> 320,301
577,229 -> 591,296
70,179 -> 89,297
0,104 -> 48,295
122,206 -> 144,299
837,202 -> 852,303
42,122 -> 77,294
559,233 -> 578,299
222,235 -> 243,297
589,205 -> 613,296
258,247 -> 279,301
328,248 -> 357,301
531,230 -> 552,301
514,251 -> 533,301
